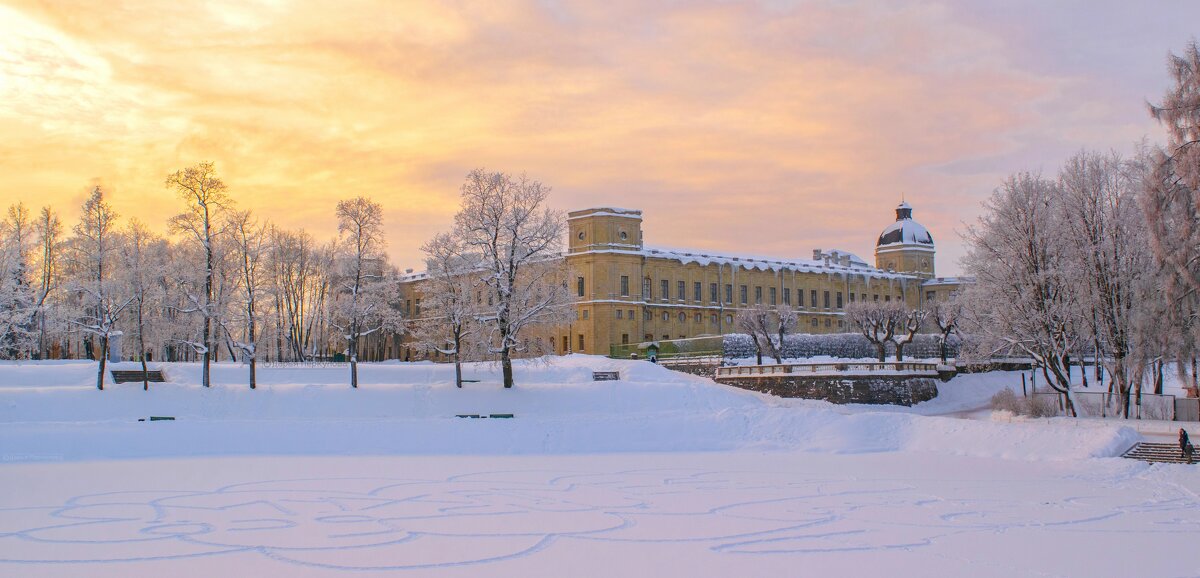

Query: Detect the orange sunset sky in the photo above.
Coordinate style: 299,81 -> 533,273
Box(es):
2,0 -> 1197,274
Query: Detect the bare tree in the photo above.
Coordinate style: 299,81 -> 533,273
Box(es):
71,187 -> 132,390
166,162 -> 230,387
453,169 -> 571,388
226,210 -> 269,389
331,197 -> 396,388
962,173 -> 1081,416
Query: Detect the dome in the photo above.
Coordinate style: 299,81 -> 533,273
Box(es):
877,201 -> 933,247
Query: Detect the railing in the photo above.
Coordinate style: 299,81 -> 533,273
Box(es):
1033,391 -> 1178,421
658,354 -> 724,367
716,361 -> 939,378
259,361 -> 350,369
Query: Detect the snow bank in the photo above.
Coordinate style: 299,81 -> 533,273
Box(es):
0,357 -> 1137,463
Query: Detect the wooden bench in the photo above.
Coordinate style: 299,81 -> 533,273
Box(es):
592,371 -> 620,381
111,370 -> 167,384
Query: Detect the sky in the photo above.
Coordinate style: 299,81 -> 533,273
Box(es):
1,0 -> 1197,275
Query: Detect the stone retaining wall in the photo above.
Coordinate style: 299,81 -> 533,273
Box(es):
715,374 -> 939,406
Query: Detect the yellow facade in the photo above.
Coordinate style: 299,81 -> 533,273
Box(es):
397,203 -> 969,359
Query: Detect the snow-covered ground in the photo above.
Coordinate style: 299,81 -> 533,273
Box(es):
0,356 -> 1197,576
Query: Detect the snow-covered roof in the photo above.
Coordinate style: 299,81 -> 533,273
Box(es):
567,207 -> 643,220
877,201 -> 933,247
631,246 -> 909,279
922,276 -> 975,287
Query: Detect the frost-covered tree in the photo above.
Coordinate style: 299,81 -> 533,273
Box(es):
928,298 -> 962,365
735,304 -> 776,364
0,203 -> 37,358
1059,149 -> 1156,417
1144,41 -> 1200,391
331,197 -> 399,388
70,187 -> 131,390
120,218 -> 166,390
167,162 -> 230,387
225,210 -> 270,388
32,206 -> 62,359
845,301 -> 899,362
415,232 -> 479,387
453,169 -> 571,388
774,304 -> 798,363
888,307 -> 927,362
962,173 -> 1082,416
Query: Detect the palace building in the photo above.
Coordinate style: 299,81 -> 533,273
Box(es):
397,201 -> 969,359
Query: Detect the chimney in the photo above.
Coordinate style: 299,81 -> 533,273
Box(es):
405,268 -> 413,274
812,249 -> 822,260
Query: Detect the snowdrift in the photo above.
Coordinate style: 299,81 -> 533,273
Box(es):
0,356 -> 1137,462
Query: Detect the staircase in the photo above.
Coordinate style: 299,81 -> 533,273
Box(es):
110,370 -> 167,384
1122,442 -> 1195,465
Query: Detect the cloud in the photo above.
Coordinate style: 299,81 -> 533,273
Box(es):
0,0 -> 1194,274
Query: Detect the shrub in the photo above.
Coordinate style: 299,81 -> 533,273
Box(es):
990,388 -> 1021,413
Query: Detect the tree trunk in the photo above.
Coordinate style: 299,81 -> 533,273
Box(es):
501,346 -> 514,388
895,342 -> 905,362
348,337 -> 358,388
96,336 -> 108,391
876,342 -> 886,363
138,303 -> 149,391
454,334 -> 463,388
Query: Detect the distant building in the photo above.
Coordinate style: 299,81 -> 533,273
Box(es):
397,201 -> 971,359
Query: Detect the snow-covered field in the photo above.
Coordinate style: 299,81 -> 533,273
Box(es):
1,356 -> 1197,576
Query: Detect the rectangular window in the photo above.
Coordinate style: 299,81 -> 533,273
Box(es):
643,278 -> 651,299
620,275 -> 629,297
628,310 -> 633,319
836,292 -> 843,309
694,312 -> 701,323
810,290 -> 818,308
725,284 -> 733,303
578,334 -> 585,351
577,276 -> 585,297
884,295 -> 891,302
693,281 -> 702,302
783,288 -> 791,305
661,279 -> 669,300
769,287 -> 777,305
677,280 -> 685,300
415,299 -> 420,316
405,299 -> 412,316
926,291 -> 936,302
811,318 -> 819,327
825,318 -> 831,327
873,294 -> 879,302
710,283 -> 718,303
621,334 -> 629,345
755,286 -> 762,304
644,309 -> 651,321
582,309 -> 589,319
849,292 -> 856,303
740,285 -> 748,304
823,291 -> 830,308
616,309 -> 623,319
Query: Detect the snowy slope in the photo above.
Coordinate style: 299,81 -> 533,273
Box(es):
0,356 -> 1137,462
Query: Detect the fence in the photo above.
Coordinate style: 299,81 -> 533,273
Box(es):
1178,398 -> 1200,422
1033,391 -> 1177,421
716,361 -> 939,378
259,362 -> 350,369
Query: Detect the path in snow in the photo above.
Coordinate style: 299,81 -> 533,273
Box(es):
1,453 -> 1197,577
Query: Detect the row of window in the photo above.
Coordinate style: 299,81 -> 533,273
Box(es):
583,307 -> 847,329
603,274 -> 904,308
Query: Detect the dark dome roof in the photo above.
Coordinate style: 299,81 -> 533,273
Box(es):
877,201 -> 933,247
